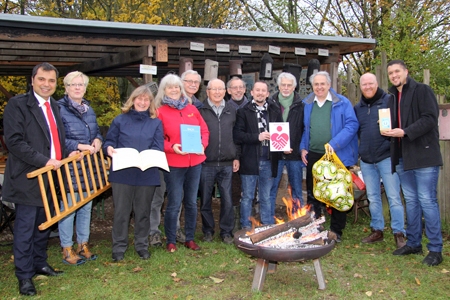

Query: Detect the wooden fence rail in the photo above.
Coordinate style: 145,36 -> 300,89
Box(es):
26,150 -> 111,230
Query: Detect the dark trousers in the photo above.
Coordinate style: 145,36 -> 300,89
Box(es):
14,204 -> 51,280
199,165 -> 234,237
111,182 -> 156,254
231,171 -> 242,207
305,151 -> 347,236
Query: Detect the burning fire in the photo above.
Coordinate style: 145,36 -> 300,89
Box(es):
246,197 -> 311,235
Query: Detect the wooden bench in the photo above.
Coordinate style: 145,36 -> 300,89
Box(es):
26,150 -> 111,230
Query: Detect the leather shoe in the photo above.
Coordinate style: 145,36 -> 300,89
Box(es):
362,229 -> 383,243
394,232 -> 406,249
19,278 -> 36,296
184,240 -> 201,251
35,265 -> 64,276
137,249 -> 150,260
393,245 -> 423,256
422,251 -> 443,266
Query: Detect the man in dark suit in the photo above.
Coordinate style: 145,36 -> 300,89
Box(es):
3,62 -> 66,296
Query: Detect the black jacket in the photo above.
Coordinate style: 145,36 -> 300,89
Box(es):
354,91 -> 392,164
388,77 -> 442,171
2,91 -> 66,206
233,99 -> 282,176
270,91 -> 304,161
199,100 -> 239,166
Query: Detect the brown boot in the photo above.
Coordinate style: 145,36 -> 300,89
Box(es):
394,232 -> 406,249
77,242 -> 98,261
62,246 -> 86,265
362,229 -> 383,243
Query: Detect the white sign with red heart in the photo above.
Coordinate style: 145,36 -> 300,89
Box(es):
269,122 -> 290,152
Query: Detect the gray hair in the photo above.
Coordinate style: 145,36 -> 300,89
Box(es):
226,76 -> 246,89
154,74 -> 189,108
181,70 -> 202,82
309,71 -> 331,85
276,72 -> 297,88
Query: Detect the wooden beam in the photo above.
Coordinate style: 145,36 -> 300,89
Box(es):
0,83 -> 13,99
58,45 -> 152,76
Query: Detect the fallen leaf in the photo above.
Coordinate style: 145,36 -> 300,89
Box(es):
171,272 -> 177,277
35,275 -> 48,281
173,277 -> 181,282
354,244 -> 359,248
209,276 -> 224,284
133,266 -> 143,273
353,273 -> 363,278
441,269 -> 449,273
365,291 -> 372,296
415,277 -> 421,285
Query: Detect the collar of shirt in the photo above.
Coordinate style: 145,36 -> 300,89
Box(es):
207,98 -> 225,115
313,92 -> 332,108
34,92 -> 50,107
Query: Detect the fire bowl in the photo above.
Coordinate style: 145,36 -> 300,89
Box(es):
234,228 -> 335,262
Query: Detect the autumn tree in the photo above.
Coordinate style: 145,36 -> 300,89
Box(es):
240,0 -> 450,97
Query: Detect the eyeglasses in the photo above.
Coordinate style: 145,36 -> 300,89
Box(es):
208,88 -> 226,92
280,84 -> 293,88
183,80 -> 201,85
67,83 -> 85,87
230,86 -> 245,90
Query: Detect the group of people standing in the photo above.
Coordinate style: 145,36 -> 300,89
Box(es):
1,59 -> 444,296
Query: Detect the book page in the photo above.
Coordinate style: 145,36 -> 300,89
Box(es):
112,148 -> 169,172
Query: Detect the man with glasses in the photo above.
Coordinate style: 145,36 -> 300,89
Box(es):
233,81 -> 282,229
227,77 -> 249,110
199,79 -> 239,244
269,72 -> 305,216
181,70 -> 203,109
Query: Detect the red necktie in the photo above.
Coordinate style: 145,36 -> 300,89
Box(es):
44,101 -> 62,160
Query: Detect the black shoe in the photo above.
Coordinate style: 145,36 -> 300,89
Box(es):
221,235 -> 234,245
137,249 -> 150,260
112,252 -> 124,262
393,245 -> 423,256
422,251 -> 443,266
203,232 -> 213,242
35,265 -> 64,276
19,278 -> 36,296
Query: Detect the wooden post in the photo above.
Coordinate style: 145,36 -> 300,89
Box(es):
380,52 -> 388,91
143,45 -> 154,84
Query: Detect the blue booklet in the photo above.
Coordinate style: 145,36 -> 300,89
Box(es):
180,124 -> 202,153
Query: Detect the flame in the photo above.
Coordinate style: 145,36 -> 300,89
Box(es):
282,197 -> 311,221
246,216 -> 261,235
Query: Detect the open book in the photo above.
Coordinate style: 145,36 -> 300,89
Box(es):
112,148 -> 169,172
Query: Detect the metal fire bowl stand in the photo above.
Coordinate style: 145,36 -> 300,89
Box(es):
234,228 -> 335,292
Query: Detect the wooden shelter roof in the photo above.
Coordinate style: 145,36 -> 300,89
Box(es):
0,14 -> 376,78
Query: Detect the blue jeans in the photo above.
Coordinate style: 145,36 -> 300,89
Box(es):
396,159 -> 443,252
164,164 -> 201,244
270,160 -> 304,216
240,160 -> 274,228
200,165 -> 234,237
59,192 -> 92,247
360,158 -> 405,234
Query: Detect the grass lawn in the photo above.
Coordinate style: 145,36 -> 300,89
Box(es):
1,209 -> 449,299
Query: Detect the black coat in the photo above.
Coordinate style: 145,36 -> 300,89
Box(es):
2,91 -> 66,206
199,100 -> 238,166
388,77 -> 442,171
233,99 -> 282,176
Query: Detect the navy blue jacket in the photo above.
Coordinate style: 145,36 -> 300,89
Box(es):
58,96 -> 102,191
103,109 -> 163,186
354,91 -> 392,164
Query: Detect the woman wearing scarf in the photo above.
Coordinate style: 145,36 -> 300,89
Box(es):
58,71 -> 103,265
104,85 -> 163,262
154,74 -> 209,252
